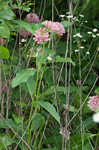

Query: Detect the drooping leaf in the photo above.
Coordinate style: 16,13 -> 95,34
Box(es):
0,24 -> 10,38
37,101 -> 60,124
31,113 -> 45,131
41,148 -> 57,150
26,76 -> 35,97
11,68 -> 36,88
0,118 -> 17,129
0,135 -> 13,149
61,21 -> 72,27
95,87 -> 99,96
0,3 -> 15,21
16,20 -> 43,34
53,56 -> 75,66
0,46 -> 10,59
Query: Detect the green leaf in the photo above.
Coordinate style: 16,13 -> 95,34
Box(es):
11,68 -> 36,88
95,87 -> 99,96
61,21 -> 72,27
69,105 -> 77,112
31,113 -> 45,131
0,5 -> 15,21
0,46 -> 10,59
0,24 -> 10,38
36,48 -> 55,67
41,86 -> 66,97
26,76 -> 35,97
0,135 -> 13,149
37,101 -> 60,124
16,20 -> 43,34
41,148 -> 57,150
0,118 -> 17,129
54,56 -> 75,66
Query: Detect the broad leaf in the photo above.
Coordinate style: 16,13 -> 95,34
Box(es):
0,46 -> 9,59
12,68 -> 36,88
31,113 -> 45,131
95,87 -> 99,96
0,24 -> 10,38
53,56 -> 75,66
61,21 -> 72,27
41,148 -> 57,150
0,135 -> 13,149
0,4 -> 15,21
16,20 -> 43,34
37,101 -> 60,124
26,76 -> 35,97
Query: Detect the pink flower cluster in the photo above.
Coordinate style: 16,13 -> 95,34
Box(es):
0,37 -> 6,45
26,13 -> 39,24
19,30 -> 31,38
88,96 -> 99,111
42,20 -> 65,36
33,28 -> 50,44
19,13 -> 39,38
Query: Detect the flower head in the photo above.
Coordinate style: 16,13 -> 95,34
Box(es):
19,30 -> 31,38
26,13 -> 39,24
0,37 -> 6,45
93,112 -> 99,123
42,20 -> 65,36
88,96 -> 99,111
33,27 -> 50,44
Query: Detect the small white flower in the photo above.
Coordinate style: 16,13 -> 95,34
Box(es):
80,46 -> 84,49
67,15 -> 73,19
86,51 -> 90,55
66,12 -> 71,14
47,56 -> 53,60
73,33 -> 82,38
83,39 -> 86,42
85,20 -> 88,23
93,112 -> 99,123
92,34 -> 96,38
97,47 -> 99,51
75,49 -> 79,52
21,39 -> 26,42
93,28 -> 98,32
79,14 -> 84,18
87,32 -> 92,35
59,15 -> 65,18
96,33 -> 99,36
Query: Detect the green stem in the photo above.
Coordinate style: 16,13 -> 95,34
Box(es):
27,43 -> 45,145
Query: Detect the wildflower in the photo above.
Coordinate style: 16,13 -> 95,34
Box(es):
80,46 -> 84,49
33,28 -> 50,44
67,15 -> 73,19
75,49 -> 79,52
79,14 -> 84,18
93,28 -> 98,32
59,15 -> 65,18
19,30 -> 31,38
93,112 -> 99,123
86,51 -> 90,55
85,20 -> 88,23
2,83 -> 7,93
87,32 -> 92,35
96,33 -> 99,36
42,21 -> 65,36
0,37 -> 6,45
26,13 -> 39,24
92,34 -> 96,38
21,39 -> 26,42
73,33 -> 82,38
76,80 -> 81,86
88,96 -> 99,111
66,12 -> 71,14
